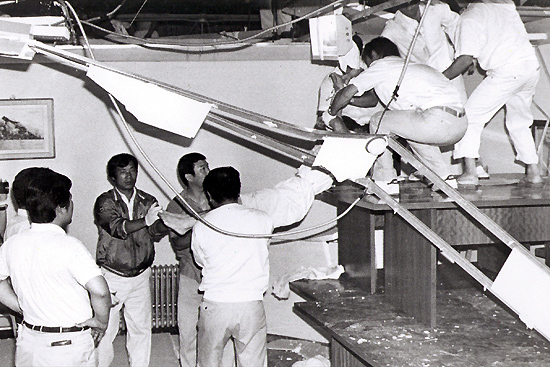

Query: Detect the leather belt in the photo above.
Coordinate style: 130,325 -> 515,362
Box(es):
23,321 -> 90,333
431,106 -> 465,118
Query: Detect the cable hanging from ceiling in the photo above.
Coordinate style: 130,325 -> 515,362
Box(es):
62,0 -> 368,240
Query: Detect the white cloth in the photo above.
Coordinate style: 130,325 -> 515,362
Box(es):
337,42 -> 364,72
381,5 -> 467,104
4,208 -> 29,240
87,64 -> 212,139
0,223 -> 101,326
272,265 -> 345,300
382,4 -> 459,72
452,0 -> 540,163
351,56 -> 464,110
97,268 -> 152,367
382,11 -> 430,64
192,204 -> 273,303
240,175 -> 322,228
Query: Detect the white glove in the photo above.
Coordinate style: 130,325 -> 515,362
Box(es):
145,203 -> 163,226
296,165 -> 334,195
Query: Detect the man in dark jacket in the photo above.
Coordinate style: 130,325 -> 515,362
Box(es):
94,153 -> 168,367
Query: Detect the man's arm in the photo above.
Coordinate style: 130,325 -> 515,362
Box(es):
159,211 -> 197,236
329,84 -> 360,116
0,278 -> 21,314
77,275 -> 111,348
348,90 -> 378,108
240,167 -> 333,228
124,203 -> 163,234
443,55 -> 475,80
94,195 -> 162,239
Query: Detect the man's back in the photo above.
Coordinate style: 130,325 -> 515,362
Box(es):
352,56 -> 463,110
0,223 -> 100,326
192,203 -> 273,303
457,0 -> 535,71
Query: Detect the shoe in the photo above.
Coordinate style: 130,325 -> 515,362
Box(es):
456,174 -> 479,187
431,176 -> 458,191
373,179 -> 400,195
476,164 -> 489,180
444,176 -> 458,189
408,172 -> 422,181
518,176 -> 544,188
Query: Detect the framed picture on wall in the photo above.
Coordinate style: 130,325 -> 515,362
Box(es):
0,98 -> 54,160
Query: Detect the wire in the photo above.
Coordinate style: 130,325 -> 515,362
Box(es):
78,0 -> 346,50
129,0 -> 148,29
373,0 -> 433,135
64,0 -> 365,240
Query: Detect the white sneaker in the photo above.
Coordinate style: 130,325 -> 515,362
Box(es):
373,179 -> 400,195
444,177 -> 458,189
476,164 -> 489,179
431,176 -> 458,191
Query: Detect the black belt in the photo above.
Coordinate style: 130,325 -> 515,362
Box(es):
432,106 -> 466,118
23,321 -> 90,333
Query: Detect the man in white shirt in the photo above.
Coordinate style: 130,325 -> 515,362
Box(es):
329,36 -> 467,187
160,165 -> 333,367
317,35 -> 382,131
443,0 -> 541,186
0,169 -> 111,367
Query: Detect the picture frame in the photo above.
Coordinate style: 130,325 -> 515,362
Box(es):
0,98 -> 54,160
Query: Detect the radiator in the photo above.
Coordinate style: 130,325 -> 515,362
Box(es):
150,264 -> 179,331
117,264 -> 179,333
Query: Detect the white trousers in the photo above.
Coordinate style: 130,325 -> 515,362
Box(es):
16,326 -> 96,367
454,62 -> 540,164
177,274 -> 236,367
197,300 -> 266,367
97,268 -> 152,367
370,107 -> 467,180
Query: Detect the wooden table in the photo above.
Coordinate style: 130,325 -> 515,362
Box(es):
291,276 -> 550,367
333,174 -> 550,327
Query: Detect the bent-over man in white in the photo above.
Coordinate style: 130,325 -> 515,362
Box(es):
330,37 -> 467,183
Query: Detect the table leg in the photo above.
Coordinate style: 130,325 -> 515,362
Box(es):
337,203 -> 378,294
384,208 -> 437,328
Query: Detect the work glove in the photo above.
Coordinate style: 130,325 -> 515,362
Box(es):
145,202 -> 163,226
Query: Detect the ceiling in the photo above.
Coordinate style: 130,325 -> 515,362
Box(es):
2,0 -> 550,40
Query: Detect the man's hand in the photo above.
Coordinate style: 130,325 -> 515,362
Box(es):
76,317 -> 108,348
329,72 -> 346,91
159,211 -> 197,235
145,203 -> 163,226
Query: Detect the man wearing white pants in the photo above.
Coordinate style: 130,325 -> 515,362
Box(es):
443,0 -> 541,186
94,153 -> 169,367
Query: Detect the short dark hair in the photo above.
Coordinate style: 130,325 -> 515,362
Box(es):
107,153 -> 138,180
202,167 -> 241,204
25,170 -> 72,224
362,37 -> 400,63
352,34 -> 363,52
177,152 -> 206,186
12,167 -> 54,209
